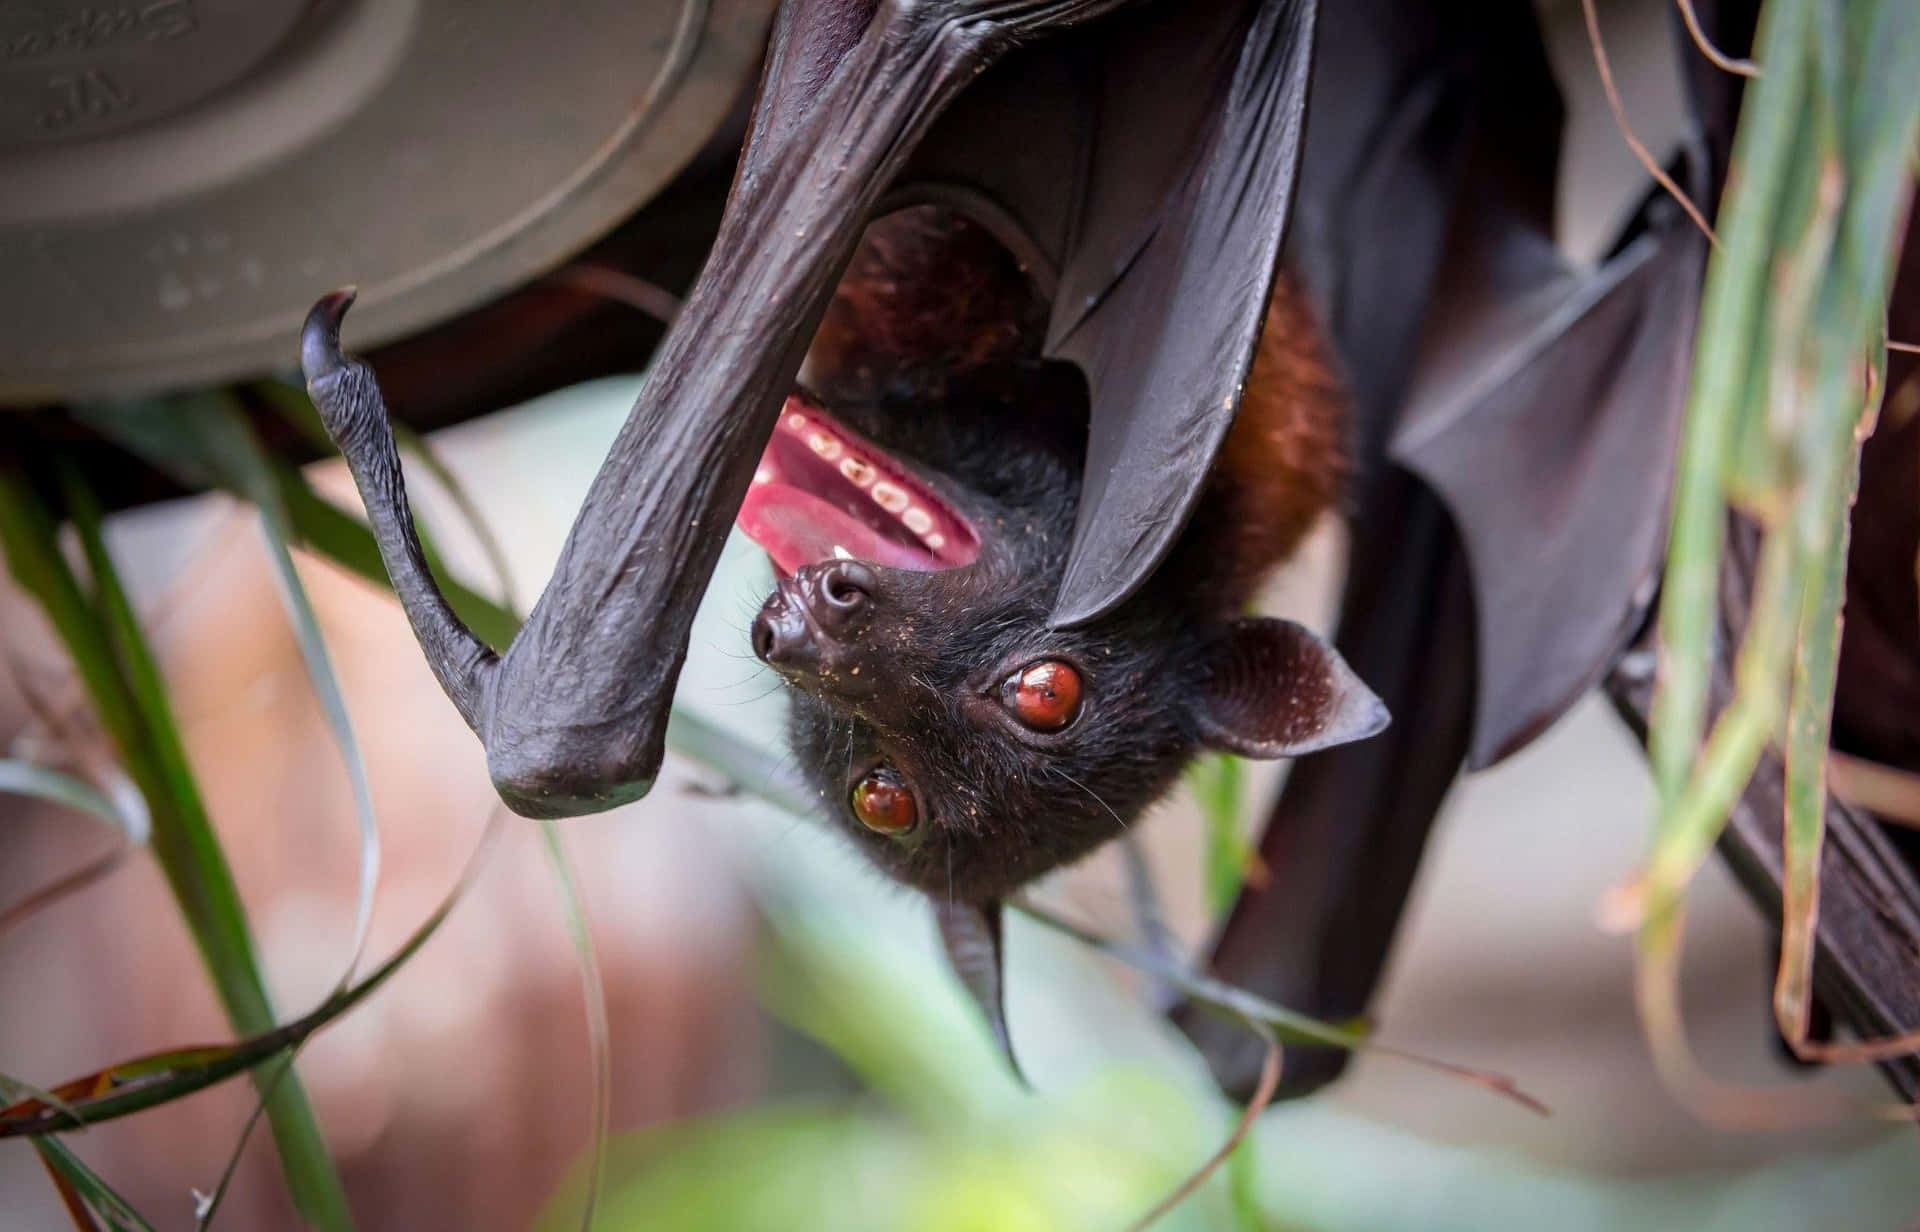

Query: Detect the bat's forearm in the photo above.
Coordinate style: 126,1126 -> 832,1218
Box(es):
299,0 -> 1129,819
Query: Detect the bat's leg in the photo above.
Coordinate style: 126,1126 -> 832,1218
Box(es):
1121,833 -> 1181,983
1172,475 -> 1475,1101
301,291 -> 498,732
935,899 -> 1026,1086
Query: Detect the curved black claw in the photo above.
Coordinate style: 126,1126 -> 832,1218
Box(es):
301,286 -> 360,386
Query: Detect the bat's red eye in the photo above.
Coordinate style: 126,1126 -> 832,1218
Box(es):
851,769 -> 918,834
1002,660 -> 1082,730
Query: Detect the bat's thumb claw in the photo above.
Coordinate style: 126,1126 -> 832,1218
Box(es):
301,287 -> 360,383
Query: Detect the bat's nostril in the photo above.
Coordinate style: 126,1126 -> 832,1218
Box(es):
820,560 -> 876,611
752,599 -> 816,671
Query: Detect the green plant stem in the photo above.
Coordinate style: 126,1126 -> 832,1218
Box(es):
0,461 -> 354,1231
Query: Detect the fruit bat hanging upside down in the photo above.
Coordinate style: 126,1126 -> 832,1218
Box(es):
300,0 -> 1920,1100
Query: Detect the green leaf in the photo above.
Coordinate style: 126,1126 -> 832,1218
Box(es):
1187,752 -> 1252,917
538,824 -> 612,1232
0,761 -> 142,840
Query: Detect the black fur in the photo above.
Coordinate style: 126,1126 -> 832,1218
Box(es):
773,364 -> 1247,904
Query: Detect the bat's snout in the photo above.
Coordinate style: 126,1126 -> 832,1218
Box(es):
753,560 -> 881,694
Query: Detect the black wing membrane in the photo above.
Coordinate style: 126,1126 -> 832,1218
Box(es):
1174,0 -> 1707,1097
1182,0 -> 1920,1104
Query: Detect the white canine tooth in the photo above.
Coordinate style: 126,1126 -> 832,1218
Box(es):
870,481 -> 908,514
901,507 -> 932,534
925,532 -> 946,550
833,545 -> 851,559
806,431 -> 841,460
785,412 -> 807,430
839,457 -> 875,487
753,465 -> 774,485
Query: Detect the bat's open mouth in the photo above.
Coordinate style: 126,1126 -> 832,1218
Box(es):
737,392 -> 980,577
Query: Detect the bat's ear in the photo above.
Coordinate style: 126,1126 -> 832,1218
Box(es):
933,898 -> 1026,1088
1190,619 -> 1390,759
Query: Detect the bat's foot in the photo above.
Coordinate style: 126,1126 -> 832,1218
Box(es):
297,288 -> 498,733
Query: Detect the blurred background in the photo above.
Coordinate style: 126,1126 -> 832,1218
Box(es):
3,0 -> 1918,1228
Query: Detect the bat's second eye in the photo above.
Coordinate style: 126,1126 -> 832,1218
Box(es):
851,768 -> 918,834
1001,660 -> 1082,730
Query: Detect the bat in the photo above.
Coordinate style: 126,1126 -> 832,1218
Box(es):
735,204 -> 1383,1061
300,0 -> 1920,1101
1174,0 -> 1715,1098
302,0 -> 1317,823
1179,0 -> 1920,1105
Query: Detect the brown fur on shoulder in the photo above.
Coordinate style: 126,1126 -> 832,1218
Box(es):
1204,272 -> 1349,609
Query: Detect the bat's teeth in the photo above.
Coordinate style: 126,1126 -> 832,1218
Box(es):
870,482 -> 909,514
807,431 -> 842,460
833,545 -> 851,559
901,507 -> 932,535
785,412 -> 807,431
753,464 -> 774,485
924,532 -> 946,550
839,457 -> 875,487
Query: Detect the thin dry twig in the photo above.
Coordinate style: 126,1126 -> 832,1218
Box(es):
1674,0 -> 1760,77
1828,751 -> 1920,830
1013,898 -> 1549,1115
1583,0 -> 1720,248
552,263 -> 684,326
1123,1023 -> 1280,1232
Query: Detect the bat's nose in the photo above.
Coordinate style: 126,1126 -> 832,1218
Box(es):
756,560 -> 890,694
751,594 -> 815,670
752,560 -> 879,680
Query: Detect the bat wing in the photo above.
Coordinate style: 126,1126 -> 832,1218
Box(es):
868,0 -> 1320,626
303,0 -> 1324,814
1393,178 -> 1708,769
1174,0 -> 1707,1097
1034,0 -> 1317,626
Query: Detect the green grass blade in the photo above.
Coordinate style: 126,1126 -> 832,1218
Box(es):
1776,409 -> 1857,1041
0,761 -> 139,836
251,379 -> 523,613
0,461 -> 353,1230
122,394 -> 389,1224
1187,752 -> 1252,917
1646,0 -> 1811,812
0,759 -> 149,932
0,809 -> 506,1138
1627,0 -> 1920,1119
539,826 -> 612,1232
0,1072 -> 147,1231
275,472 -> 521,650
28,1135 -> 157,1232
152,394 -> 384,988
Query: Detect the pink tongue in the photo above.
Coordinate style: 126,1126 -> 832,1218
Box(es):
737,483 -> 939,575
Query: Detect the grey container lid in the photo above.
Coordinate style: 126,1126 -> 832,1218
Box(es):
0,0 -> 773,400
